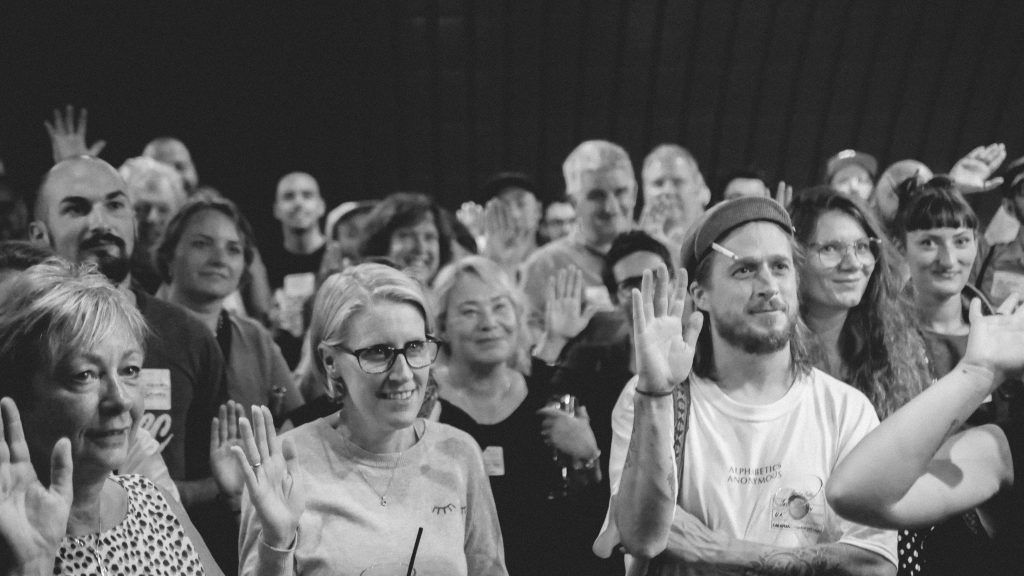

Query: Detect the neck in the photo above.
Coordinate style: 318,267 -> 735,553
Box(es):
116,275 -> 137,306
711,336 -> 794,405
166,285 -> 223,332
66,470 -> 110,536
803,305 -> 847,351
574,228 -> 613,254
282,226 -> 325,255
337,411 -> 417,454
443,358 -> 515,398
916,290 -> 966,333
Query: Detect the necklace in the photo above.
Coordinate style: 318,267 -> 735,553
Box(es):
354,456 -> 401,507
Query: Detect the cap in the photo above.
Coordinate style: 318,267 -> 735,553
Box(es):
680,196 -> 794,278
825,149 -> 879,183
325,200 -> 377,237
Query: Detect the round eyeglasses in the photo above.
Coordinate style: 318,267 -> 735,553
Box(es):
808,239 -> 880,268
335,337 -> 440,374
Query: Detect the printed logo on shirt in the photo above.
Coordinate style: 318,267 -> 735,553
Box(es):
769,473 -> 825,536
727,463 -> 782,485
139,412 -> 174,452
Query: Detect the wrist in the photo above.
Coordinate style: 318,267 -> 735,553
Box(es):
260,529 -> 298,551
572,449 -> 601,471
954,360 -> 1000,394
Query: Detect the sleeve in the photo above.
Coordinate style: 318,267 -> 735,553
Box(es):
592,375 -> 638,558
238,489 -> 296,576
461,438 -> 509,576
264,330 -> 305,414
186,325 -> 227,480
830,394 -> 898,567
998,418 -> 1024,508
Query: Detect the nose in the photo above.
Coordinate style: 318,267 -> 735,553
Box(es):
936,243 -> 956,267
837,246 -> 860,269
87,204 -> 112,232
145,206 -> 161,224
753,263 -> 781,297
477,307 -> 498,330
388,351 -> 415,381
100,374 -> 133,415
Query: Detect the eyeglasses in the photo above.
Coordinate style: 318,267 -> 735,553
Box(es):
808,239 -> 880,268
334,337 -> 440,374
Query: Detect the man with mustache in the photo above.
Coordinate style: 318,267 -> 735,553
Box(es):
262,171 -> 327,367
28,155 -> 227,511
596,197 -> 896,575
520,140 -> 636,332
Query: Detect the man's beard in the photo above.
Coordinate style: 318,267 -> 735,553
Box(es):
713,304 -> 795,355
79,234 -> 131,284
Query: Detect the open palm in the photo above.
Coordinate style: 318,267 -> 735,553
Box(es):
0,398 -> 73,571
632,266 -> 703,395
232,405 -> 306,548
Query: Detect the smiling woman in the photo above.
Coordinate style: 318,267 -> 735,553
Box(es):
234,262 -> 508,576
0,260 -> 222,576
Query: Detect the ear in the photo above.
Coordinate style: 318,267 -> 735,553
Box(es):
27,220 -> 50,245
272,200 -> 284,222
317,342 -> 337,374
690,279 -> 710,313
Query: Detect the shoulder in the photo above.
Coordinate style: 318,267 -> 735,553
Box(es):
229,312 -> 275,344
136,291 -> 212,339
805,369 -> 878,414
522,238 -> 573,269
422,420 -> 484,460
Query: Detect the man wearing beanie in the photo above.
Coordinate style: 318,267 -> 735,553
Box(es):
595,196 -> 896,575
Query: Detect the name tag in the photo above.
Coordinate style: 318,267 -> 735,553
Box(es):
140,368 -> 172,411
283,272 -> 316,299
482,446 -> 505,477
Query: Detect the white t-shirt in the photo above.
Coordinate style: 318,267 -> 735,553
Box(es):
595,368 -> 896,568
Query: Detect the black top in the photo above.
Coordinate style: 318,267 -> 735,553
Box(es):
438,360 -> 619,576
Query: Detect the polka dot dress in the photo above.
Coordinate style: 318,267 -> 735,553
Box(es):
898,528 -> 931,576
53,474 -> 205,576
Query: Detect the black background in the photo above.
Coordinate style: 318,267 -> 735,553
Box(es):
4,1 -> 1024,237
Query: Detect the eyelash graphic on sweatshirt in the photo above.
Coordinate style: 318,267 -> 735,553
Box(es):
432,503 -> 456,515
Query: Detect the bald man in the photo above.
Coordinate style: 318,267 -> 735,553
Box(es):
29,156 -> 226,510
263,171 -> 327,367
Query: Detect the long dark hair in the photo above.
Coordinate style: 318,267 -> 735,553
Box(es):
790,186 -> 930,418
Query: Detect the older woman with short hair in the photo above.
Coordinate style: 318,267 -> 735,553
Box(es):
234,263 -> 507,576
0,261 -> 222,576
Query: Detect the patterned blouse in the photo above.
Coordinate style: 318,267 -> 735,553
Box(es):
54,474 -> 205,576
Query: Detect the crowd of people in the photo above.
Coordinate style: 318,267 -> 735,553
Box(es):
1,104 -> 1024,576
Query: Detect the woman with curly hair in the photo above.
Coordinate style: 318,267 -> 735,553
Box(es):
359,192 -> 454,288
789,186 -> 930,419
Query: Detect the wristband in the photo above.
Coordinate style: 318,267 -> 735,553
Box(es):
635,388 -> 674,397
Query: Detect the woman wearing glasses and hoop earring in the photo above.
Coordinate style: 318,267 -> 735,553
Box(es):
234,263 -> 508,576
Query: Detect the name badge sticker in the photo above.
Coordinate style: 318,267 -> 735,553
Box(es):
283,272 -> 316,299
482,446 -> 505,477
139,368 -> 172,411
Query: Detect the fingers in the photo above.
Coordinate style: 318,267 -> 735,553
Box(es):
74,106 -> 87,135
227,401 -> 240,440
651,263 -> 670,317
640,269 -> 655,321
87,140 -> 106,156
49,437 -> 74,502
252,405 -> 271,461
0,397 -> 30,463
683,311 -> 705,347
230,445 -> 259,488
261,405 -> 279,456
238,416 -> 263,468
575,405 -> 590,421
631,287 -> 646,336
669,268 -> 689,318
282,437 -> 301,496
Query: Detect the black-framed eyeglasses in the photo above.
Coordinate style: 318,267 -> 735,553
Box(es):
808,238 -> 881,268
335,336 -> 440,374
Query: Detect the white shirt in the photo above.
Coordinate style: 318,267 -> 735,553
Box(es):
595,368 -> 896,568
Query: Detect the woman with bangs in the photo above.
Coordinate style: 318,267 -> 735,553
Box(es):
427,255 -> 608,575
888,176 -> 1020,574
0,261 -> 222,575
789,186 -> 930,420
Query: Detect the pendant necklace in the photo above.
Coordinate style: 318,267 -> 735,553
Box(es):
355,455 -> 401,507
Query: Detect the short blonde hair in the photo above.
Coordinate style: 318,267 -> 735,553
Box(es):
119,156 -> 186,208
431,256 -> 531,373
0,259 -> 148,405
308,263 -> 431,398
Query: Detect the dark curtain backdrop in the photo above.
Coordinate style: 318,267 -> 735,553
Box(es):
4,1 -> 1024,236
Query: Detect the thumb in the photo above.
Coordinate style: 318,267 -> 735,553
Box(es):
88,140 -> 106,156
575,405 -> 590,421
968,298 -> 983,325
683,310 -> 704,347
49,437 -> 74,503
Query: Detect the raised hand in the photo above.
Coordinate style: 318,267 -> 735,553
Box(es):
456,201 -> 485,240
44,105 -> 106,163
632,265 -> 703,395
210,400 -> 246,509
544,268 -> 597,342
0,397 -> 73,573
950,143 -> 1006,192
774,181 -> 793,208
231,405 -> 305,548
482,198 -> 532,267
963,294 -> 1024,386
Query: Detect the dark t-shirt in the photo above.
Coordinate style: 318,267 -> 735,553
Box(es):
133,289 -> 226,481
261,242 -> 326,368
438,362 -> 619,576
